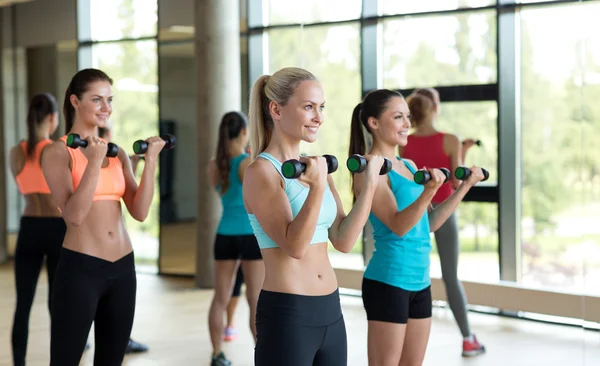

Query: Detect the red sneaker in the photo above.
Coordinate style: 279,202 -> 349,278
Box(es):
462,335 -> 486,357
223,326 -> 238,341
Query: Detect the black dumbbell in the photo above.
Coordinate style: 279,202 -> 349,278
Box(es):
414,168 -> 451,185
281,155 -> 338,179
455,166 -> 489,182
346,154 -> 392,175
463,139 -> 482,147
66,133 -> 119,158
133,134 -> 176,155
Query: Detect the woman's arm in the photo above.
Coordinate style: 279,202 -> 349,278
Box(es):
327,155 -> 384,253
443,133 -> 462,189
8,143 -> 25,180
41,141 -> 102,226
207,158 -> 219,190
428,166 -> 485,232
361,160 -> 445,237
243,157 -> 327,259
121,148 -> 156,222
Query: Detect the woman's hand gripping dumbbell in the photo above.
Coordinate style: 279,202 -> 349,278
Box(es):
66,133 -> 119,158
281,155 -> 338,180
413,167 -> 451,185
346,154 -> 392,175
132,134 -> 176,155
455,166 -> 489,185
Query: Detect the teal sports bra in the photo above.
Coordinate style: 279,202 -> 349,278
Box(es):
248,152 -> 337,249
216,153 -> 254,236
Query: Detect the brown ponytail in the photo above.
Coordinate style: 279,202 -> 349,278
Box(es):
26,93 -> 57,160
215,111 -> 248,194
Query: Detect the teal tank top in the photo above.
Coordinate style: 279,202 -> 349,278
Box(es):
364,158 -> 432,291
248,152 -> 337,249
216,153 -> 254,236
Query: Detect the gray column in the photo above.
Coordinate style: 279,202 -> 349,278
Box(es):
497,2 -> 522,282
361,0 -> 379,265
195,0 -> 241,288
0,10 -> 7,263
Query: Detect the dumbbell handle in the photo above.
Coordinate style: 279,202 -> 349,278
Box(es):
346,155 -> 392,175
414,168 -> 450,185
455,166 -> 489,182
133,134 -> 176,155
281,155 -> 338,179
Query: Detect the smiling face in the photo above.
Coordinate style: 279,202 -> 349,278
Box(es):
70,80 -> 113,129
369,96 -> 411,147
272,80 -> 325,143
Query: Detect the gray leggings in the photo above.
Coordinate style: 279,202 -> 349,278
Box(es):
432,204 -> 471,337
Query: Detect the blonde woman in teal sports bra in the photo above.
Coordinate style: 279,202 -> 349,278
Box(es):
243,67 -> 384,366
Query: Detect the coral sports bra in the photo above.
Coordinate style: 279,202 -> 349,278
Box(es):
59,135 -> 126,201
15,139 -> 53,195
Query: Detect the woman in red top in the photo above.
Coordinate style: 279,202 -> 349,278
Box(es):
399,88 -> 485,357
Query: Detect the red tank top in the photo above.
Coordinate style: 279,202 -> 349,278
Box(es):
402,132 -> 454,204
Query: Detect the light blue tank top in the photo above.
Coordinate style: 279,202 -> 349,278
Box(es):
216,153 -> 254,236
364,158 -> 432,291
248,152 -> 337,249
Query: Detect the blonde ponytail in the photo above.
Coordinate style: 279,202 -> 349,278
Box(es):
248,75 -> 271,159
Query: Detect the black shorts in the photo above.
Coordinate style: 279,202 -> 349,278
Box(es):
213,234 -> 262,261
362,277 -> 432,324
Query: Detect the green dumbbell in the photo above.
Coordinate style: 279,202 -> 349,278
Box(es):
455,166 -> 489,182
281,155 -> 338,179
66,133 -> 119,158
133,134 -> 176,155
414,168 -> 450,185
346,154 -> 392,175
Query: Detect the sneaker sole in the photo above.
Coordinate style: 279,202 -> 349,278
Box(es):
462,348 -> 486,357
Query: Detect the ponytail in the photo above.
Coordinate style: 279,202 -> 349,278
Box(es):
349,102 -> 368,199
26,93 -> 57,160
215,111 -> 248,194
248,75 -> 272,160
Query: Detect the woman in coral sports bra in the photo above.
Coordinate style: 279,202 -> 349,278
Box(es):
398,88 -> 485,357
8,92 -> 62,366
41,68 -> 166,366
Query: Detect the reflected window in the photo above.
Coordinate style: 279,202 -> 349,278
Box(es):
430,202 -> 499,283
91,40 -> 159,272
266,0 -> 361,26
382,0 -> 495,16
382,10 -> 497,89
90,0 -> 158,42
266,23 -> 363,269
520,2 -> 600,295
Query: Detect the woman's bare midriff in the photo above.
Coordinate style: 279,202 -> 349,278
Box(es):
260,242 -> 338,296
62,200 -> 133,262
22,194 -> 62,217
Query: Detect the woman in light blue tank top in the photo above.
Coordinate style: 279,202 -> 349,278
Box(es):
348,89 -> 486,365
243,67 -> 385,366
206,111 -> 265,366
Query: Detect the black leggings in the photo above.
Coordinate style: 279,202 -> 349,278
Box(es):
11,217 -> 65,366
255,289 -> 347,366
50,248 -> 136,366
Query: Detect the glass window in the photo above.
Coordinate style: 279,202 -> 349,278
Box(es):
382,0 -> 495,16
265,0 -> 362,26
266,23 -> 362,269
382,10 -> 497,89
434,101 -> 498,185
92,40 -> 159,272
520,2 -> 600,295
90,0 -> 158,42
430,202 -> 499,283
